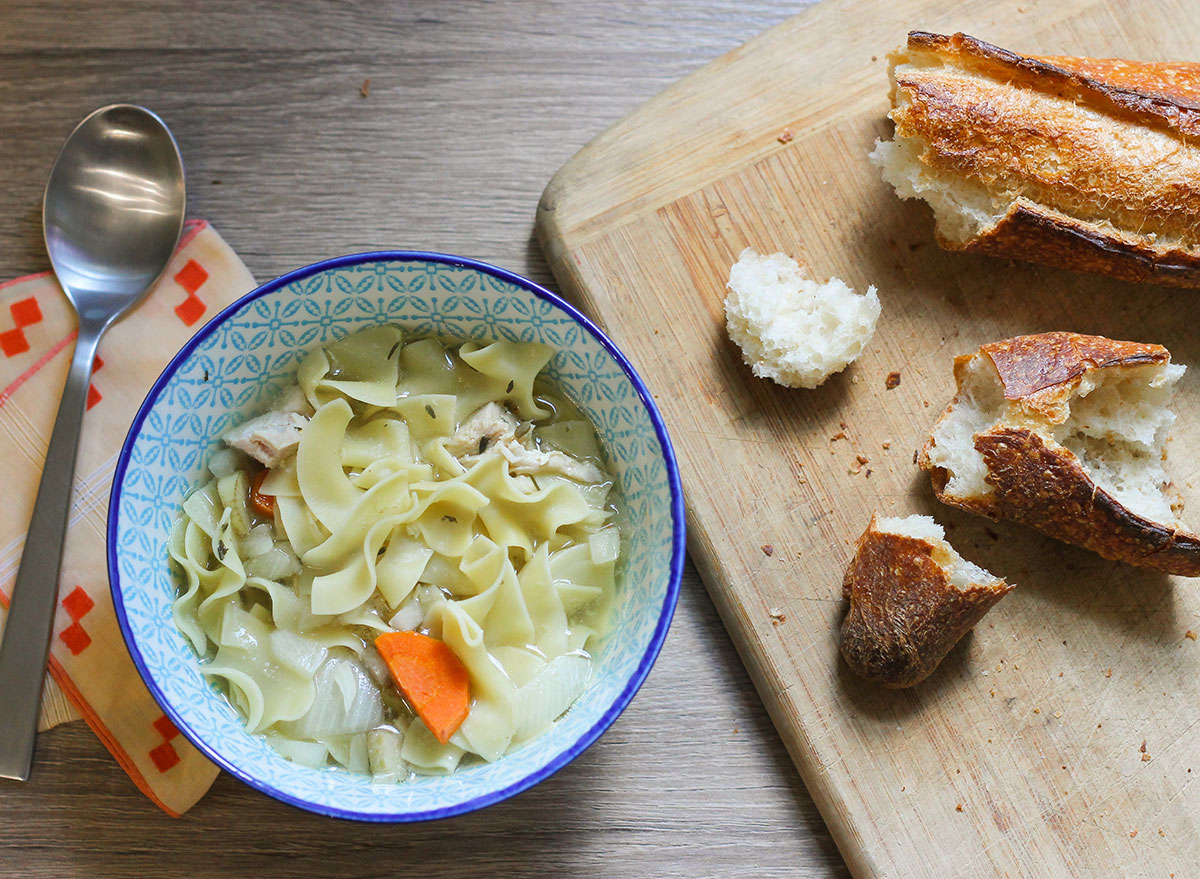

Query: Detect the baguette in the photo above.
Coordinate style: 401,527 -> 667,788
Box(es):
840,514 -> 1012,688
919,332 -> 1200,575
870,31 -> 1200,287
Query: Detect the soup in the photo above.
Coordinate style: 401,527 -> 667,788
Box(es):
169,325 -> 619,779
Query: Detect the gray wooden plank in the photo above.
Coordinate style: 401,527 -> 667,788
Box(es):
0,2 -> 847,876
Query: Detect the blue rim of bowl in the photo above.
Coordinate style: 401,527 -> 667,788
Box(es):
107,250 -> 686,822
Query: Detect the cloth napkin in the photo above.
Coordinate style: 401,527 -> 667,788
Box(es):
0,220 -> 256,816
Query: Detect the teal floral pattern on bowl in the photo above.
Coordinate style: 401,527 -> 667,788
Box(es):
109,252 -> 684,821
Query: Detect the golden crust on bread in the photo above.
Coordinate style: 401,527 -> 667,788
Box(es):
919,332 -> 1200,575
883,32 -> 1200,286
980,332 -> 1167,416
905,32 -> 1200,137
840,515 -> 1013,688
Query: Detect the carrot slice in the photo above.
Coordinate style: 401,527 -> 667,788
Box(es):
249,469 -> 275,517
374,631 -> 470,745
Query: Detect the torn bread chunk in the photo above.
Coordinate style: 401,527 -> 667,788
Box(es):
223,410 -> 308,468
724,248 -> 880,389
840,514 -> 1013,688
870,31 -> 1200,287
919,332 -> 1200,575
448,402 -> 606,483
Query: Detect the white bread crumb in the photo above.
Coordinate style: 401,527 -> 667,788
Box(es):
724,248 -> 880,389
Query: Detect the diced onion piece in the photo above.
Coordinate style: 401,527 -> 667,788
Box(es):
387,597 -> 424,632
241,523 -> 275,559
218,603 -> 263,652
513,653 -> 591,741
217,470 -> 252,537
588,527 -> 620,565
359,644 -> 392,689
265,734 -> 328,769
367,728 -> 407,780
181,484 -> 221,538
332,660 -> 359,712
207,446 -> 246,479
347,732 -> 370,774
269,629 -> 328,677
245,544 -> 302,581
400,720 -> 464,775
281,656 -> 384,739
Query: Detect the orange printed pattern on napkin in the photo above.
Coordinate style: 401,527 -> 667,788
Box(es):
0,220 -> 256,816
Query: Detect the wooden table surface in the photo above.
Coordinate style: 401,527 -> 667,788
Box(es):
0,2 -> 850,876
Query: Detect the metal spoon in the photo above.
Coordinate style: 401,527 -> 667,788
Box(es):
0,105 -> 186,781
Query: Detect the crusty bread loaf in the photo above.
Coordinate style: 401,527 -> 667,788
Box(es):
840,514 -> 1012,688
724,248 -> 880,389
870,31 -> 1200,287
919,332 -> 1200,575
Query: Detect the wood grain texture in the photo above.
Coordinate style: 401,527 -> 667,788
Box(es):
537,1 -> 1200,876
0,2 -> 852,878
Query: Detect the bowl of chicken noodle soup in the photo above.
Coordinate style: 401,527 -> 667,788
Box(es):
109,252 -> 684,820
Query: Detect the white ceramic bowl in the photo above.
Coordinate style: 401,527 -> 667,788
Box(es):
109,251 -> 684,820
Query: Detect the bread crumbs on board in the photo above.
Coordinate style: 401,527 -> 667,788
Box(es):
1187,630 -> 1197,640
768,608 -> 787,626
360,78 -> 371,97
777,128 -> 794,144
761,544 -> 775,556
885,370 -> 901,389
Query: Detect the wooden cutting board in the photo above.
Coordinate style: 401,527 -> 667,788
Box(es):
536,1 -> 1200,876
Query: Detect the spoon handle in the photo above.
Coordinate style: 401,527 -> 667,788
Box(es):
0,324 -> 103,781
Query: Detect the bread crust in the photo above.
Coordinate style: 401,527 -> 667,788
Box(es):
839,515 -> 1013,688
919,332 -> 1200,575
889,31 -> 1200,287
961,200 -> 1200,288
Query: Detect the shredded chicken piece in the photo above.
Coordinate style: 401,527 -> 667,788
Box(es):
223,411 -> 308,467
445,402 -> 519,457
497,441 -> 606,483
448,402 -> 606,484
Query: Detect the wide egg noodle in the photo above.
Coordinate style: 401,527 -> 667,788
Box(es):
296,398 -> 362,532
514,544 -> 569,660
463,454 -> 600,556
342,417 -> 412,469
391,394 -> 457,445
374,530 -> 433,609
203,601 -> 318,733
168,518 -> 208,655
458,340 -> 555,420
259,456 -> 301,498
401,719 -> 464,775
308,517 -> 395,616
274,495 -> 329,556
432,601 -> 518,762
300,325 -> 403,408
301,471 -> 413,569
406,480 -> 489,558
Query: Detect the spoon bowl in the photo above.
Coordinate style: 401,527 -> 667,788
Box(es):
0,105 -> 185,782
43,105 -> 186,320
